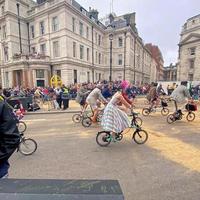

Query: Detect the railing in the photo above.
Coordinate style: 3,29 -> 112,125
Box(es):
13,53 -> 50,62
27,0 -> 65,16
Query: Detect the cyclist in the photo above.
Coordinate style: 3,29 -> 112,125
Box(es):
86,84 -> 108,123
170,81 -> 192,112
101,83 -> 132,141
0,87 -> 20,179
147,82 -> 159,111
76,83 -> 90,113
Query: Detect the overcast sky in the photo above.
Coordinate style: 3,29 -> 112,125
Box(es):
76,0 -> 200,66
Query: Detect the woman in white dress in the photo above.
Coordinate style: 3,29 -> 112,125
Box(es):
101,88 -> 132,140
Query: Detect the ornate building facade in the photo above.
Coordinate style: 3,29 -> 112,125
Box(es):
163,63 -> 177,81
0,0 -> 160,88
178,14 -> 200,81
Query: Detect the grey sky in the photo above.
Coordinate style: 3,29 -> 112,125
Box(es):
77,0 -> 200,66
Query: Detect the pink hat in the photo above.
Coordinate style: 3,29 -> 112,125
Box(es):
121,80 -> 129,90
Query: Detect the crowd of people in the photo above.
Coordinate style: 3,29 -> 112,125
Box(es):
1,81 -> 151,111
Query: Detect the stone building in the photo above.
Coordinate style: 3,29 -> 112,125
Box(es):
178,14 -> 200,81
145,43 -> 164,82
0,0 -> 160,88
163,63 -> 177,81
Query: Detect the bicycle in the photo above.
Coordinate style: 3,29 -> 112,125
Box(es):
142,99 -> 169,116
82,109 -> 104,127
128,111 -> 143,127
167,103 -> 197,124
96,110 -> 148,147
17,133 -> 37,156
72,109 -> 94,123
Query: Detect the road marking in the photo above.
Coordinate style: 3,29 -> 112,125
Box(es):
24,119 -> 47,122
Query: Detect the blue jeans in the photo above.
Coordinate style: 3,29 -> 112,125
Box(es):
0,160 -> 10,178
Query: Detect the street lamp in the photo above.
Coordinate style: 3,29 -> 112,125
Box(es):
109,33 -> 113,82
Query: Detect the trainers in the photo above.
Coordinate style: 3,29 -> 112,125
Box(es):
1,173 -> 8,179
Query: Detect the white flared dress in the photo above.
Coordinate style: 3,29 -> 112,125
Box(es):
101,92 -> 130,133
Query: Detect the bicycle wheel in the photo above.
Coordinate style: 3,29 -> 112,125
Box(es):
161,108 -> 169,116
96,131 -> 111,147
72,114 -> 82,123
133,117 -> 143,127
82,117 -> 92,127
144,100 -> 150,105
133,130 -> 148,145
142,108 -> 150,116
19,138 -> 37,156
186,112 -> 195,122
17,121 -> 27,133
167,114 -> 175,124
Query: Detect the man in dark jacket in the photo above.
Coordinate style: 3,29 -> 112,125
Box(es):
0,96 -> 20,178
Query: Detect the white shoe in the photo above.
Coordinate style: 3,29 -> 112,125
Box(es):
1,173 -> 8,179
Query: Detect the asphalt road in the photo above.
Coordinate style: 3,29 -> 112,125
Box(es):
9,107 -> 200,200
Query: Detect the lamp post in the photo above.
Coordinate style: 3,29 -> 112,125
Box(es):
123,32 -> 127,80
16,3 -> 22,54
109,33 -> 113,82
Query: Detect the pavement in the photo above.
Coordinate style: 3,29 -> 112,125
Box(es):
9,99 -> 200,200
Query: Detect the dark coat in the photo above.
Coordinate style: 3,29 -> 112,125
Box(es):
0,101 -> 20,164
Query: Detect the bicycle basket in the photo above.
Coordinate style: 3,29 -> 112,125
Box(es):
185,104 -> 197,111
161,101 -> 168,107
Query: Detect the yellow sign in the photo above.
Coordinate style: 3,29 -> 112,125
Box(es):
50,75 -> 62,87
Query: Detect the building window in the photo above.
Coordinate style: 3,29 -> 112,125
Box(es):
53,41 -> 59,57
102,54 -> 104,64
95,32 -> 97,44
4,46 -> 8,62
72,17 -> 76,32
190,47 -> 196,55
81,8 -> 87,16
98,53 -> 101,64
188,74 -> 193,81
118,37 -> 123,47
118,54 -> 123,65
99,73 -> 101,81
36,69 -> 45,78
31,46 -> 36,53
2,25 -> 6,39
30,25 -> 34,38
87,48 -> 90,61
52,16 -> 59,32
189,59 -> 195,69
73,42 -> 76,57
2,6 -> 4,15
80,45 -> 84,59
5,72 -> 9,87
86,26 -> 89,39
79,22 -> 83,36
40,43 -> 46,54
87,71 -> 90,83
96,51 -> 98,63
56,70 -> 61,77
40,21 -> 45,35
74,70 -> 77,84
98,35 -> 101,46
